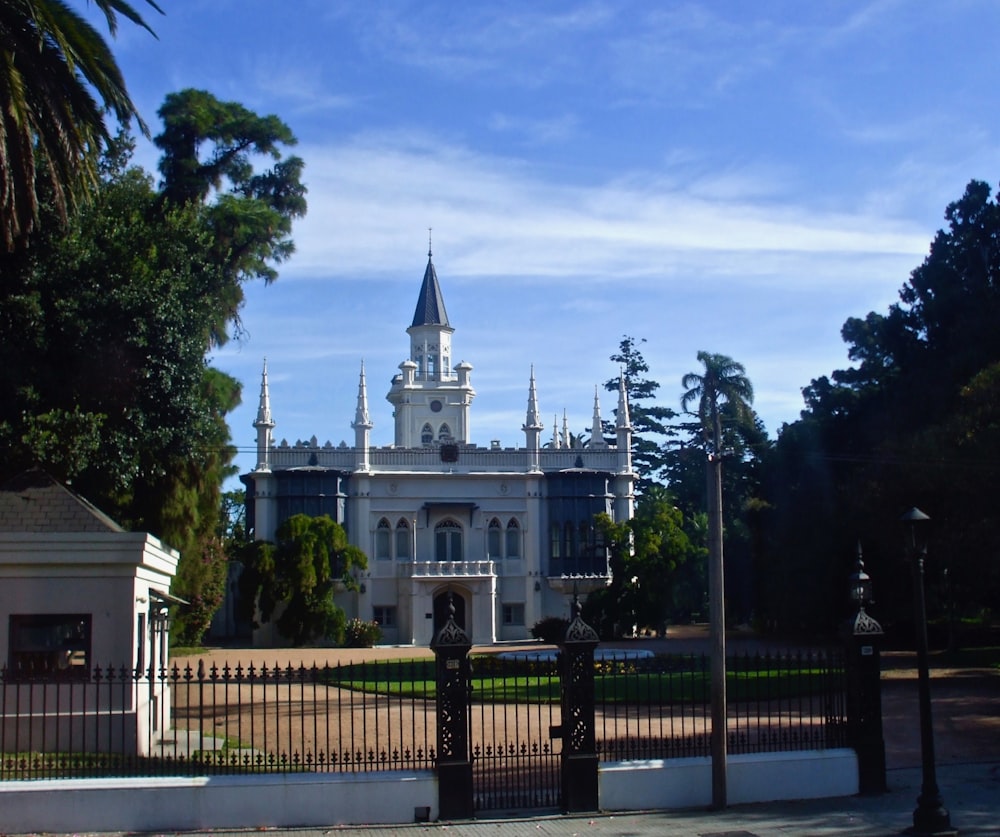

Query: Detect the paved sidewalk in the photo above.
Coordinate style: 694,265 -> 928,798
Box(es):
48,761 -> 999,837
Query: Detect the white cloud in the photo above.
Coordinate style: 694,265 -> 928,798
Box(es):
283,133 -> 931,289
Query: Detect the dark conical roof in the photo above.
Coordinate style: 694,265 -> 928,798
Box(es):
411,253 -> 450,328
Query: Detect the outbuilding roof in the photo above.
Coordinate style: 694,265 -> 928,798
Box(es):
0,469 -> 125,533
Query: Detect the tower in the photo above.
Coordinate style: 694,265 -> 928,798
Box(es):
386,246 -> 476,447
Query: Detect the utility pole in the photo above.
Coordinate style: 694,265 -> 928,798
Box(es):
708,449 -> 727,808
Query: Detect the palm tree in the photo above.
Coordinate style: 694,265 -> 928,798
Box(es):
0,0 -> 161,250
681,351 -> 754,809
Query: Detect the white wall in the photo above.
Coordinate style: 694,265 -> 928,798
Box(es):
2,750 -> 859,832
1,772 -> 438,833
599,749 -> 859,812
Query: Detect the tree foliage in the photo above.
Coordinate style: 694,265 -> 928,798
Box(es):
681,351 -> 755,451
582,489 -> 699,638
237,514 -> 368,647
604,335 -> 676,487
0,0 -> 161,250
0,91 -> 306,643
155,89 -> 307,291
758,180 -> 1000,634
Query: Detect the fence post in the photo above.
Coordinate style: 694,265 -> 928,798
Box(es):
557,595 -> 600,813
431,598 -> 474,820
843,550 -> 887,794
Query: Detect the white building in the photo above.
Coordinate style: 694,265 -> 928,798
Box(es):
0,469 -> 180,754
242,249 -> 635,645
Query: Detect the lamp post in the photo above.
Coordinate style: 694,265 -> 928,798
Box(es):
901,508 -> 954,836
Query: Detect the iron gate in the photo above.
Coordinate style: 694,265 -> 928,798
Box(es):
469,652 -> 562,812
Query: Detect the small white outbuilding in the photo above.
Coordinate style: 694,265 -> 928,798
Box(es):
0,469 -> 181,754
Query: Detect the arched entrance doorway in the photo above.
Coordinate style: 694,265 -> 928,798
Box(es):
433,590 -> 467,635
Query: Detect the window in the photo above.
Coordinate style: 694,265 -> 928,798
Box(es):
487,518 -> 502,560
421,423 -> 434,446
395,519 -> 412,560
435,520 -> 463,562
9,614 -> 92,679
375,518 -> 391,560
506,518 -> 521,559
502,604 -> 525,626
373,606 -> 397,628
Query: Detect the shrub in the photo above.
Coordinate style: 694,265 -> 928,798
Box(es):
530,616 -> 569,644
344,618 -> 382,648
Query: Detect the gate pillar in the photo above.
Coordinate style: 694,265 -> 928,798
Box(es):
843,549 -> 887,794
431,599 -> 474,820
557,595 -> 600,813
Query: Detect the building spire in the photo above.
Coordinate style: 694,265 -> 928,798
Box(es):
253,359 -> 275,472
353,361 -> 373,471
590,385 -> 607,448
411,240 -> 449,328
616,368 -> 632,429
353,360 -> 372,429
522,366 -> 544,465
524,365 -> 543,430
254,358 -> 274,429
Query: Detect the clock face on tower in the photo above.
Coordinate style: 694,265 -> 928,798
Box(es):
430,399 -> 443,413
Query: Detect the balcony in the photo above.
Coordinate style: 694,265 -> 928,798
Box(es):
406,560 -> 496,578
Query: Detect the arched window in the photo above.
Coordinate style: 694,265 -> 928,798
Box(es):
395,519 -> 412,560
487,518 -> 502,560
375,518 -> 391,560
438,423 -> 451,441
506,518 -> 521,559
421,423 -> 434,446
435,520 -> 463,562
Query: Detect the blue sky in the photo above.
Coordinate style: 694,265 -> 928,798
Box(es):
107,1 -> 1000,476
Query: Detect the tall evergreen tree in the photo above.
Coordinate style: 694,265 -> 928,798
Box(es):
604,335 -> 675,487
759,179 -> 1000,634
0,91 -> 307,643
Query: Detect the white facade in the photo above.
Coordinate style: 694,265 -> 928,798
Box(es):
243,250 -> 635,645
0,471 -> 181,754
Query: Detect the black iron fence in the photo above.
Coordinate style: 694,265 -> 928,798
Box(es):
595,649 -> 848,762
1,659 -> 436,780
1,648 -> 847,782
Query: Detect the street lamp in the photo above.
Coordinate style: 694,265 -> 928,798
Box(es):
901,508 -> 954,836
